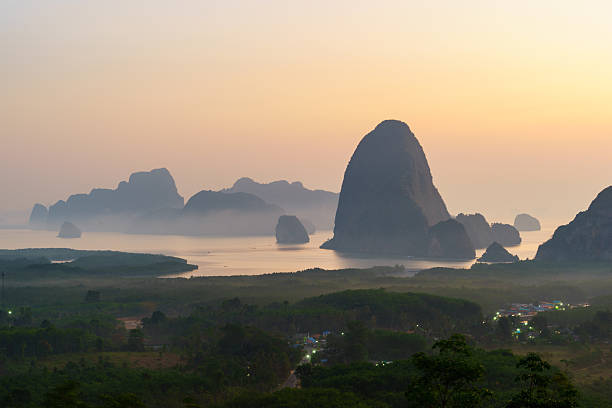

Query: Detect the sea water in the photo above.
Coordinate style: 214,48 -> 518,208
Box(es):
0,227 -> 556,277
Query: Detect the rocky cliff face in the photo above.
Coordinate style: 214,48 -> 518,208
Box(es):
456,213 -> 494,249
275,215 -> 310,244
28,203 -> 48,228
322,120 -> 473,258
33,168 -> 183,231
536,186 -> 612,261
427,219 -> 476,259
514,214 -> 541,231
478,242 -> 519,263
48,168 -> 183,222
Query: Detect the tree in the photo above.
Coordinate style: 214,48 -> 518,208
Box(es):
406,334 -> 491,408
15,307 -> 32,326
344,321 -> 369,363
127,329 -> 145,352
496,316 -> 513,342
531,315 -> 550,338
2,388 -> 31,408
98,393 -> 145,408
506,353 -> 578,408
42,381 -> 89,408
150,311 -> 167,325
40,319 -> 53,329
84,290 -> 101,303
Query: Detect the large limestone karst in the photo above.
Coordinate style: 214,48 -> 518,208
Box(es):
536,186 -> 612,261
28,203 -> 48,228
514,213 -> 541,231
321,120 -> 474,258
33,168 -> 184,231
275,215 -> 310,244
48,168 -> 183,221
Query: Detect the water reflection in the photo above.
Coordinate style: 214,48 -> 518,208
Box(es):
0,227 -> 556,277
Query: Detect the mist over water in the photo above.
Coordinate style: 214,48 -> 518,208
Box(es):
0,226 -> 555,277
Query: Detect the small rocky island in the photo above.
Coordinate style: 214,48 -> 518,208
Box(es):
456,213 -> 522,248
478,242 -> 519,263
514,213 -> 541,231
491,223 -> 522,247
57,221 -> 82,239
275,215 -> 310,244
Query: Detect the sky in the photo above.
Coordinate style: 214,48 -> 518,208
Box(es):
1,1 -> 611,225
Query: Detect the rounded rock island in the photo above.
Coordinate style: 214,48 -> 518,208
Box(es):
275,215 -> 310,244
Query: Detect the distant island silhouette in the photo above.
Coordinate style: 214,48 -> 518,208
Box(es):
29,168 -> 184,232
456,213 -> 522,249
223,177 -> 338,230
27,169 -> 337,237
514,213 -> 541,231
57,221 -> 82,239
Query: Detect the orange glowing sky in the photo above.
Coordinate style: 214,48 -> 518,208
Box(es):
1,1 -> 611,225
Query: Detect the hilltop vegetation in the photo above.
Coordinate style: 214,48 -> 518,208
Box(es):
2,250 -> 612,406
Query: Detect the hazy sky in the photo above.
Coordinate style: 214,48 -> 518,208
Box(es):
1,1 -> 611,225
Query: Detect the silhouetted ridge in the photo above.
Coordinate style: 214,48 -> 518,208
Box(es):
129,190 -> 284,236
31,168 -> 184,231
223,177 -> 338,229
536,186 -> 612,261
184,190 -> 280,215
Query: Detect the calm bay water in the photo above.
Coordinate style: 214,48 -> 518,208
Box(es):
0,227 -> 556,277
